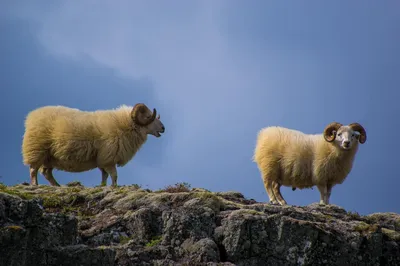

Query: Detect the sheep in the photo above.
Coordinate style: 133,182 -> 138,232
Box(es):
22,103 -> 165,187
253,122 -> 367,206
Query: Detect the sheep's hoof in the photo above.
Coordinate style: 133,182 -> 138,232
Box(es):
269,201 -> 279,205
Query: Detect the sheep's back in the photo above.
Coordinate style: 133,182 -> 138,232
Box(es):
49,106 -> 135,165
49,110 -> 103,163
23,106 -> 100,165
254,127 -> 316,187
23,105 -> 143,170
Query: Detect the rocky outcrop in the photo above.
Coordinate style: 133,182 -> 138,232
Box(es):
0,183 -> 399,266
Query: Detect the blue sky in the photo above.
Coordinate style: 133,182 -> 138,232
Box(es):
1,1 -> 399,215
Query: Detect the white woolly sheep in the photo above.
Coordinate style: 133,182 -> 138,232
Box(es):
22,103 -> 165,187
253,122 -> 367,205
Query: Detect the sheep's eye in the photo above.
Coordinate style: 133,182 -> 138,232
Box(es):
337,133 -> 342,136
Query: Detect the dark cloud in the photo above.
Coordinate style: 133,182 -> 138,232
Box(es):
1,1 -> 399,214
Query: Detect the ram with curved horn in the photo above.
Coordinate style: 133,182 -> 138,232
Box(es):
253,121 -> 367,206
22,103 -> 166,187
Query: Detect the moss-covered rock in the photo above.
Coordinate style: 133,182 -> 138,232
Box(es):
0,184 -> 399,265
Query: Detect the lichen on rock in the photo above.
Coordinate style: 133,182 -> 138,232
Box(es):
0,183 -> 399,265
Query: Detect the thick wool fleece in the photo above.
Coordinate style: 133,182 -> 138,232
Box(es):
253,126 -> 358,189
22,105 -> 148,172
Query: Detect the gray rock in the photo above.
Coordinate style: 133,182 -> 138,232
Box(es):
0,185 -> 399,266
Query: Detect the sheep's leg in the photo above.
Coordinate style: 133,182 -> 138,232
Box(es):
263,179 -> 278,204
99,168 -> 108,186
326,184 -> 333,205
317,184 -> 328,205
29,166 -> 39,186
104,166 -> 118,187
42,168 -> 60,186
272,181 -> 287,205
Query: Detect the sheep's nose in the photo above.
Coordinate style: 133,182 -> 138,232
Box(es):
343,140 -> 350,146
161,126 -> 165,132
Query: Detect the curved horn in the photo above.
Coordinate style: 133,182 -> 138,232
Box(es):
349,123 -> 367,144
131,104 -> 156,126
323,122 -> 343,142
150,108 -> 157,123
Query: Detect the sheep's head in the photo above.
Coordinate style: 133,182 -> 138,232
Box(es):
131,103 -> 165,137
323,122 -> 367,150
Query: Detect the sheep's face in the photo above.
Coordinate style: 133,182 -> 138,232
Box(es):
324,122 -> 366,149
333,126 -> 360,150
131,103 -> 165,137
146,114 -> 165,138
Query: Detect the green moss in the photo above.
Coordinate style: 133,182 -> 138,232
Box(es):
89,188 -> 104,194
119,235 -> 132,245
354,222 -> 379,234
66,181 -> 83,187
62,206 -> 76,213
354,222 -> 369,232
65,192 -> 87,206
67,187 -> 83,193
381,228 -> 400,241
365,214 -> 381,224
0,187 -> 35,200
61,206 -> 93,217
395,219 -> 400,229
145,236 -> 162,247
192,192 -> 225,211
42,195 -> 63,208
154,194 -> 170,202
194,191 -> 217,199
129,191 -> 148,200
114,189 -> 127,195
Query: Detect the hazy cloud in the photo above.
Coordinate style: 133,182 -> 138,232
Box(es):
2,1 -> 400,214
